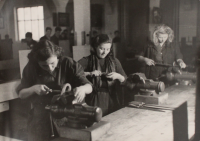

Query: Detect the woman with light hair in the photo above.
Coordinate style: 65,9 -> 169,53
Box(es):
136,24 -> 186,82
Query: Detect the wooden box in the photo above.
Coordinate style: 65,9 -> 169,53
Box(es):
134,92 -> 168,104
54,121 -> 110,141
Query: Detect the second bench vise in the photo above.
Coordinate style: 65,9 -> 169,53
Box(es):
126,74 -> 168,104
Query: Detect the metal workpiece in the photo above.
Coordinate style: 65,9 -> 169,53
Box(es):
125,74 -> 165,94
165,71 -> 196,82
135,79 -> 165,93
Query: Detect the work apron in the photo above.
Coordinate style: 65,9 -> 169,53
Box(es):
27,73 -> 61,141
86,87 -> 120,116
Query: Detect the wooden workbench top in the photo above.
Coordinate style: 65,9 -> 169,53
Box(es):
98,85 -> 196,141
0,135 -> 23,141
0,79 -> 21,102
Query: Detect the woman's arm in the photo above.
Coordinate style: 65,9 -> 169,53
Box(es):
72,59 -> 93,102
73,83 -> 92,103
19,87 -> 35,99
74,83 -> 92,95
78,57 -> 102,77
174,44 -> 186,68
84,72 -> 91,76
136,55 -> 155,66
136,55 -> 146,62
106,58 -> 126,83
19,85 -> 52,99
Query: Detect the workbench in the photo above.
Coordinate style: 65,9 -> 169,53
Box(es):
98,85 -> 195,141
0,79 -> 21,112
0,81 -> 195,141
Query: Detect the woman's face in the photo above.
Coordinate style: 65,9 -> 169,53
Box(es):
96,43 -> 112,58
157,33 -> 168,44
38,55 -> 58,73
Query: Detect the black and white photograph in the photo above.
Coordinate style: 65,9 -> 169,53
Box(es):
0,0 -> 199,141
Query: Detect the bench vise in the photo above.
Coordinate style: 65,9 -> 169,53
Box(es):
126,73 -> 168,104
45,103 -> 102,129
165,71 -> 196,85
45,83 -> 102,129
45,84 -> 110,141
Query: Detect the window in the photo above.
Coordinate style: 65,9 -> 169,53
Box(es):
17,6 -> 44,41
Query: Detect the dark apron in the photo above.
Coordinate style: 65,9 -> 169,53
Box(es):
27,71 -> 61,141
28,103 -> 53,141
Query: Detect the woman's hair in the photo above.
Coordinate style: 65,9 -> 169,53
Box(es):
28,40 -> 63,63
152,24 -> 174,45
90,34 -> 113,56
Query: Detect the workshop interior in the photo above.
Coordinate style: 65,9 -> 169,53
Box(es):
0,0 -> 200,141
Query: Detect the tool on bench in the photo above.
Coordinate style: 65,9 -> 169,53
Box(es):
128,101 -> 175,111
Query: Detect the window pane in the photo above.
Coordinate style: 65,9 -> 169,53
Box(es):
17,6 -> 44,41
38,20 -> 44,38
18,21 -> 25,41
38,6 -> 44,19
17,8 -> 24,21
31,7 -> 38,20
24,7 -> 31,20
25,21 -> 32,33
32,20 -> 39,40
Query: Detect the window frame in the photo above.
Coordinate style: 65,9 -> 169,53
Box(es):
15,6 -> 44,41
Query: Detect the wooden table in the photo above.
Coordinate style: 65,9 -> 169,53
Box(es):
0,135 -> 23,141
0,79 -> 21,112
97,85 -> 196,141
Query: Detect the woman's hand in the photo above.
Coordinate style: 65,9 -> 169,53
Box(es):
177,59 -> 186,69
91,70 -> 102,77
125,73 -> 146,90
129,73 -> 146,84
106,72 -> 125,82
31,85 -> 52,96
144,58 -> 155,66
73,86 -> 86,103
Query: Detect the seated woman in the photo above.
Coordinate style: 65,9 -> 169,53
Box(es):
78,34 -> 127,116
17,40 -> 92,141
136,24 -> 186,83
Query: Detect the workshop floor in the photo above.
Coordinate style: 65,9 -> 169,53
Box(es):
0,99 -> 30,141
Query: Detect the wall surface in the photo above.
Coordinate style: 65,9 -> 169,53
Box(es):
90,0 -> 119,39
149,0 -> 160,40
179,0 -> 197,42
0,0 -> 55,59
103,0 -> 119,39
0,0 -> 55,42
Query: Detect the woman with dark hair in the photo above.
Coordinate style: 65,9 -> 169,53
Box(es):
78,34 -> 127,116
17,40 -> 92,141
136,24 -> 186,81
